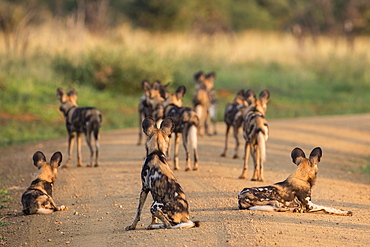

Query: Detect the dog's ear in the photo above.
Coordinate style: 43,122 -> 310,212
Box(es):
244,89 -> 256,105
160,117 -> 174,136
194,71 -> 205,83
175,86 -> 186,99
50,152 -> 63,169
236,89 -> 245,97
309,147 -> 322,166
33,151 -> 47,168
206,72 -> 216,81
152,81 -> 161,91
259,90 -> 270,105
57,88 -> 65,101
142,117 -> 156,136
291,147 -> 306,165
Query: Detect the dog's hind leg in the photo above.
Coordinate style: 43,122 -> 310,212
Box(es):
84,129 -> 94,167
239,142 -> 250,179
232,125 -> 240,159
126,189 -> 149,230
76,132 -> 83,167
173,133 -> 181,170
182,126 -> 191,171
221,124 -> 230,157
93,128 -> 100,167
188,125 -> 198,170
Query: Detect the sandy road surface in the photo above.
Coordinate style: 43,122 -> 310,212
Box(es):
1,115 -> 370,246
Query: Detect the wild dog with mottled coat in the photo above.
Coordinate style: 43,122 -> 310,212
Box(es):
22,151 -> 67,215
57,88 -> 102,168
192,71 -> 217,136
137,80 -> 169,145
164,86 -> 199,171
239,89 -> 270,180
126,117 -> 200,230
238,147 -> 352,216
221,89 -> 249,158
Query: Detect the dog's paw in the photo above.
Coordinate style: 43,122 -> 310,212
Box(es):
125,225 -> 135,231
59,205 -> 68,211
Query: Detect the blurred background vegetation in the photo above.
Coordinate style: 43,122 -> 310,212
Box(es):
0,0 -> 370,147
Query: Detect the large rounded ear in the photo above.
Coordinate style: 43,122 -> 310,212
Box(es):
33,151 -> 46,168
152,81 -> 161,91
160,82 -> 170,99
57,88 -> 65,102
236,89 -> 245,97
142,117 -> 156,136
206,72 -> 216,80
244,89 -> 256,105
50,152 -> 63,169
175,86 -> 186,99
160,117 -> 174,136
309,147 -> 322,166
259,90 -> 270,104
67,88 -> 78,103
291,147 -> 306,165
194,71 -> 205,82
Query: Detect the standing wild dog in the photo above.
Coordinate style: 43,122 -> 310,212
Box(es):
137,80 -> 169,145
164,86 -> 199,171
22,151 -> 67,215
57,88 -> 102,168
126,117 -> 200,230
238,147 -> 352,216
221,89 -> 249,158
239,89 -> 270,180
192,71 -> 217,136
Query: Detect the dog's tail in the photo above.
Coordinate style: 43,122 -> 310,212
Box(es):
257,128 -> 267,163
172,220 -> 201,229
188,125 -> 198,150
36,208 -> 54,214
248,205 -> 275,212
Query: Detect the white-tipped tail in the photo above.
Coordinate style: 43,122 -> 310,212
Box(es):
172,220 -> 200,229
37,208 -> 54,214
188,125 -> 198,150
248,205 -> 275,212
257,132 -> 266,162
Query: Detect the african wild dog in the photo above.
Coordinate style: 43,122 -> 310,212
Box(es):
164,86 -> 199,171
239,89 -> 270,181
22,151 -> 67,215
238,147 -> 352,216
137,80 -> 169,145
126,117 -> 200,230
192,71 -> 217,136
57,88 -> 102,168
221,89 -> 249,158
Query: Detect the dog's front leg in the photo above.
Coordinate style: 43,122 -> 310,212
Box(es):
126,189 -> 149,230
47,196 -> 68,212
173,133 -> 180,170
64,132 -> 75,168
307,200 -> 352,216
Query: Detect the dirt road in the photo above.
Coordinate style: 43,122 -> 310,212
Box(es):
1,114 -> 370,246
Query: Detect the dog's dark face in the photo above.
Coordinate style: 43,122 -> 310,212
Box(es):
238,147 -> 322,210
143,81 -> 165,109
57,88 -> 78,114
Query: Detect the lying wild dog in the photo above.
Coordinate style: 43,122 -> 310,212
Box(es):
137,80 -> 169,145
126,117 -> 200,230
221,89 -> 249,158
22,151 -> 67,215
192,71 -> 217,136
57,88 -> 102,168
240,89 -> 270,180
238,147 -> 352,216
164,86 -> 199,171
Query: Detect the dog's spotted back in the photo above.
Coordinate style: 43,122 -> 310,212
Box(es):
126,117 -> 200,230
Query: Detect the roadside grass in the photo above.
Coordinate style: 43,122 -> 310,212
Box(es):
1,24 -> 370,149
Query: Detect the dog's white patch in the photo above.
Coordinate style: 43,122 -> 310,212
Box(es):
175,192 -> 178,197
258,188 -> 264,191
172,221 -> 195,229
248,205 -> 275,212
37,208 -> 54,214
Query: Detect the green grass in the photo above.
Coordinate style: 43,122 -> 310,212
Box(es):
1,29 -> 370,149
